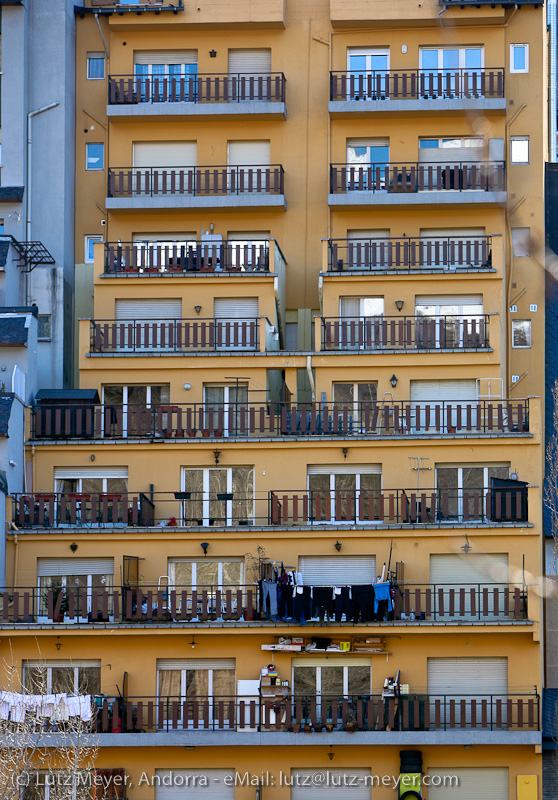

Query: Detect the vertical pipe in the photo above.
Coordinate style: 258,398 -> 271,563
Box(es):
549,0 -> 557,161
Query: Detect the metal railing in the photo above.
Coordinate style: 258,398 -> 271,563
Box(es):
92,692 -> 539,733
104,240 -> 270,274
108,72 -> 285,105
330,68 -> 504,101
321,315 -> 490,350
108,165 -> 285,198
330,161 -> 506,194
11,485 -> 529,530
327,235 -> 493,272
0,582 -> 529,625
89,318 -> 260,353
31,398 -> 529,440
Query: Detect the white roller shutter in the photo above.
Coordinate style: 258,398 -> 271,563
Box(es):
299,556 -> 376,586
155,770 -> 234,800
227,141 -> 270,166
348,137 -> 389,149
415,295 -> 483,306
54,467 -> 128,479
411,380 -> 477,402
420,228 -> 485,238
132,232 -> 196,243
430,554 -> 508,585
427,768 -> 508,800
157,659 -> 235,670
427,658 -> 507,695
115,299 -> 182,320
134,51 -> 197,66
133,142 -> 197,168
228,49 -> 271,73
307,465 -> 381,475
37,558 -> 114,577
227,231 -> 270,240
291,770 -> 371,800
419,140 -> 485,164
348,229 -> 390,239
214,297 -> 258,319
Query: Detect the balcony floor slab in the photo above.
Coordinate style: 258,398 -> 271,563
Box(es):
329,98 -> 506,117
329,191 -> 507,208
107,102 -> 286,120
106,195 -> 287,211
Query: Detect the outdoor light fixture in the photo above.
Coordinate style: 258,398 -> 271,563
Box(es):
461,534 -> 472,554
70,542 -> 78,553
334,541 -> 342,552
213,449 -> 221,465
201,542 -> 210,556
390,374 -> 398,388
194,305 -> 202,315
209,50 -> 217,57
190,637 -> 196,649
395,300 -> 404,311
342,447 -> 348,460
55,637 -> 62,652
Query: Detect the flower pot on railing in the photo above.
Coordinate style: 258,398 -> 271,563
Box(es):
214,429 -> 224,437
202,429 -> 211,438
325,722 -> 334,733
187,429 -> 197,438
304,724 -> 313,733
292,723 -> 301,733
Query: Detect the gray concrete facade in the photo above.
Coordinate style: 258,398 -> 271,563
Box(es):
1,1 -> 76,388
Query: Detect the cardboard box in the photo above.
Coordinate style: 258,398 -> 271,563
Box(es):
339,641 -> 351,651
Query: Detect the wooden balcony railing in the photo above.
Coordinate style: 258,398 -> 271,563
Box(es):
327,235 -> 493,272
31,399 -> 529,440
104,240 -> 270,274
89,318 -> 260,353
11,484 -> 529,531
330,161 -> 505,194
321,315 -> 490,350
108,165 -> 285,198
0,581 -> 528,625
109,73 -> 285,105
330,68 -> 504,101
92,692 -> 539,733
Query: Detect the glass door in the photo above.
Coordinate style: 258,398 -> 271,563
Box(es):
347,50 -> 389,99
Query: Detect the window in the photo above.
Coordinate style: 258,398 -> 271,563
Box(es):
346,49 -> 389,99
510,44 -> 529,73
168,559 -> 244,590
23,773 -> 88,800
157,659 -> 235,727
0,220 -> 4,234
54,474 -> 128,496
203,383 -> 248,436
420,47 -> 483,97
23,661 -> 101,695
435,464 -> 509,520
511,227 -> 530,257
86,143 -> 104,171
292,660 -> 371,715
307,465 -> 381,523
102,385 -> 170,436
182,467 -> 254,526
37,558 -> 114,618
38,314 -> 51,341
134,51 -> 198,102
414,295 -> 484,348
85,235 -> 103,263
419,137 -> 483,152
333,382 -> 378,406
512,319 -> 531,348
346,139 -> 389,190
87,52 -> 105,80
510,137 -> 529,164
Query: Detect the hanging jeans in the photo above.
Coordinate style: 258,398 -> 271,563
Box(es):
351,585 -> 375,622
293,586 -> 312,624
333,587 -> 353,622
312,587 -> 334,621
262,581 -> 278,619
277,584 -> 293,619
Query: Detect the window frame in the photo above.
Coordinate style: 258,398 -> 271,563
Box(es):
434,464 -> 510,521
37,314 -> 51,341
101,384 -> 171,437
168,558 -> 245,590
510,44 -> 529,74
87,53 -> 106,80
181,466 -> 255,526
85,142 -> 104,171
23,662 -> 101,695
85,235 -> 104,263
510,136 -> 529,164
512,319 -> 532,349
306,467 -> 382,525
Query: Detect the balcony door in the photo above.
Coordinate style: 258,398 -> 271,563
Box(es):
410,379 -> 477,432
292,659 -> 371,721
53,467 -> 128,527
419,47 -> 483,98
37,558 -> 114,621
181,467 -> 254,526
414,295 -> 483,349
203,384 -> 249,436
228,49 -> 272,100
346,139 -> 389,191
133,50 -> 198,102
347,48 -> 389,99
339,296 -> 385,349
346,229 -> 390,270
114,298 -> 182,350
435,465 -> 510,522
132,141 -> 197,195
227,140 -> 271,192
157,659 -> 235,729
429,554 -> 509,618
419,227 -> 486,270
213,297 -> 259,351
307,465 -> 381,523
427,657 -> 507,726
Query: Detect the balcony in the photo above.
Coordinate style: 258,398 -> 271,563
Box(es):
87,318 -> 270,354
329,161 -> 506,207
325,235 -> 494,274
107,73 -> 286,119
106,165 -> 286,211
329,69 -> 505,116
320,315 -> 490,351
103,240 -> 272,275
11,484 -> 529,530
1,578 -> 529,625
30,399 -> 529,441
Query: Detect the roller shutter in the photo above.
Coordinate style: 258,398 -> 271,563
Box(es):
419,140 -> 485,164
157,659 -> 235,670
227,141 -> 270,166
410,380 -> 477,402
134,51 -> 197,66
299,556 -> 376,586
213,297 -> 258,319
420,228 -> 484,238
37,558 -> 114,577
415,295 -> 483,307
307,465 -> 381,475
427,658 -> 507,694
155,770 -> 234,800
228,49 -> 271,73
430,554 -> 508,585
133,142 -> 196,168
54,467 -> 128,479
290,770 -> 371,800
427,768 -> 508,800
115,299 -> 182,320
132,232 -> 196,243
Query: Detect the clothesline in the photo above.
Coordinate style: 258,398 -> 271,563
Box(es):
0,691 -> 93,723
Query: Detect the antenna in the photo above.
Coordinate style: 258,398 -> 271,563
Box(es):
408,456 -> 431,492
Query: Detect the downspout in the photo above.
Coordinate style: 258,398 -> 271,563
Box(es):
549,0 -> 557,161
94,12 -> 110,60
306,355 -> 315,402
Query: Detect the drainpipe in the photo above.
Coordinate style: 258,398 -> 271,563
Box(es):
94,12 -> 110,60
549,0 -> 557,161
306,355 -> 315,401
26,102 -> 60,301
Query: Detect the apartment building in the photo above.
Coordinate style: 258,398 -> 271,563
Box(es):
3,0 -> 548,798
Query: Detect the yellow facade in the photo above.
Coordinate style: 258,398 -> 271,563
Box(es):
5,0 -> 548,797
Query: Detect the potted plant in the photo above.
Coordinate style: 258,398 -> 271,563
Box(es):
314,719 -> 323,733
202,429 -> 211,438
292,723 -> 301,733
44,579 -> 68,623
187,429 -> 197,438
325,722 -> 335,733
343,709 -> 357,733
304,723 -> 313,733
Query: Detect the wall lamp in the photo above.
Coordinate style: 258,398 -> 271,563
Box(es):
213,449 -> 221,465
55,637 -> 62,652
390,374 -> 398,388
201,542 -> 210,556
334,541 -> 342,552
194,305 -> 202,315
209,50 -> 217,58
395,300 -> 404,312
342,447 -> 348,460
70,542 -> 78,553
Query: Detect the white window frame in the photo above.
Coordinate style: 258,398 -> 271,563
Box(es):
414,298 -> 484,349
181,466 -> 255,527
292,663 -> 372,718
307,469 -> 383,525
168,559 -> 245,590
85,142 -> 104,171
101,384 -> 170,437
87,53 -> 105,80
512,319 -> 532,348
37,572 -> 114,621
37,314 -> 51,342
435,464 -> 510,521
332,382 -> 378,417
510,136 -> 529,164
23,662 -> 101,695
510,44 -> 529,73
85,235 -> 104,263
203,383 -> 249,436
54,476 -> 127,494
156,662 -> 235,728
